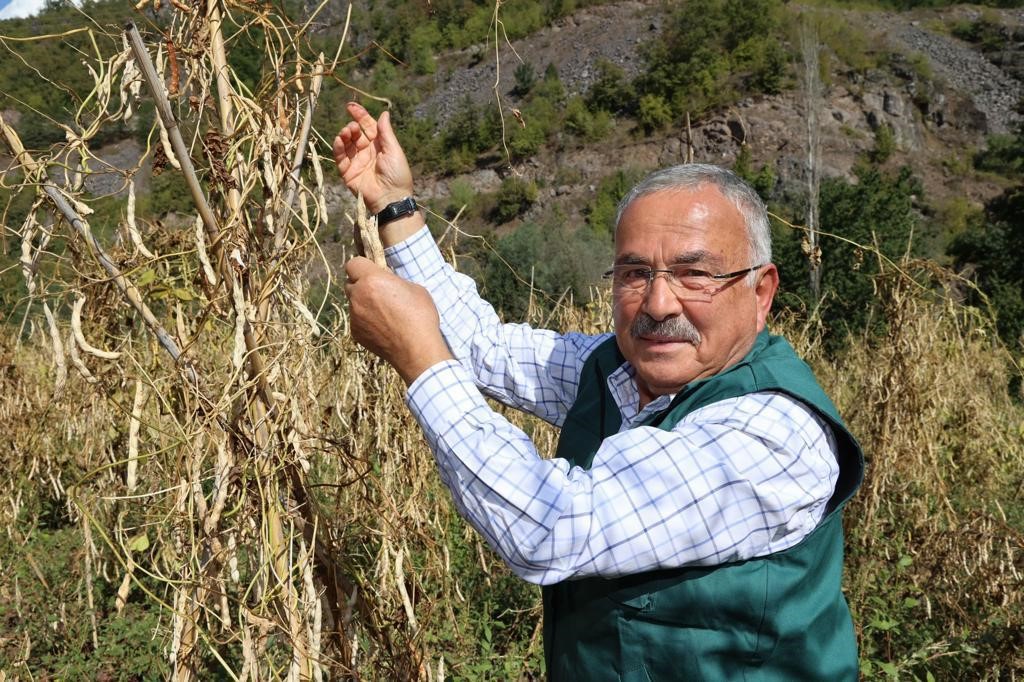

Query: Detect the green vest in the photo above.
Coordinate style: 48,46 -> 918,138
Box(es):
544,331 -> 864,681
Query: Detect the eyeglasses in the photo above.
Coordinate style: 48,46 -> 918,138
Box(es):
602,263 -> 765,301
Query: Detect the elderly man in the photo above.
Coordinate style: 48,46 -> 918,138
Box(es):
335,102 -> 863,681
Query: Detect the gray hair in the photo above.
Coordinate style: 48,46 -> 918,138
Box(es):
615,164 -> 772,279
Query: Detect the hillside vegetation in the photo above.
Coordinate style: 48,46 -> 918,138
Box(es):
0,0 -> 1022,679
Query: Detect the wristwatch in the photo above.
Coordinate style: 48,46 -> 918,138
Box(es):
374,197 -> 418,226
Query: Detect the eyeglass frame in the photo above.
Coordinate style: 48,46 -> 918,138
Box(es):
602,262 -> 766,299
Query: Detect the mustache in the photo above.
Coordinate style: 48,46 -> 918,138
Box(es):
630,313 -> 701,344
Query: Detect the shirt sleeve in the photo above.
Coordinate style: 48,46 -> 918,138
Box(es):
407,360 -> 840,585
385,225 -> 608,426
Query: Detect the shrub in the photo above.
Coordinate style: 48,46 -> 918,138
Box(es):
816,12 -> 885,75
636,0 -> 787,119
493,177 -> 539,223
869,123 -> 897,164
144,171 -> 194,217
480,220 -> 611,319
948,184 -> 1024,348
512,62 -> 537,98
441,96 -> 491,170
585,168 -> 645,239
408,23 -> 442,75
733,145 -> 776,198
446,178 -> 478,219
637,94 -> 673,133
585,59 -> 635,115
773,165 -> 921,350
950,16 -> 1006,52
564,96 -> 613,142
974,131 -> 1024,178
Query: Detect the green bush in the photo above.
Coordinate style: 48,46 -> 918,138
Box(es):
636,0 -> 788,121
732,145 -> 776,198
974,131 -> 1024,178
564,96 -> 613,142
869,123 -> 897,164
446,178 -> 478,218
493,177 -> 539,223
950,16 -> 1007,52
773,164 -> 921,350
507,116 -> 549,159
143,171 -> 194,217
440,96 -> 491,171
816,12 -> 886,75
512,62 -> 537,98
948,184 -> 1024,348
637,94 -> 673,133
505,68 -> 564,160
480,220 -> 611,318
0,528 -> 166,679
585,168 -> 645,239
408,23 -> 442,75
585,59 -> 636,115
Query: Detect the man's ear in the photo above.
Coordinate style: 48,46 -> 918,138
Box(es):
754,264 -> 779,331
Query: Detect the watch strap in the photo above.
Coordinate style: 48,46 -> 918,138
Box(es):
375,197 -> 418,226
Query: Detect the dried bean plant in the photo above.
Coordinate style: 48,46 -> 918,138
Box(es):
0,1 -> 483,678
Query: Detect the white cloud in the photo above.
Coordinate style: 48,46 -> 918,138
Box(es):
0,0 -> 49,19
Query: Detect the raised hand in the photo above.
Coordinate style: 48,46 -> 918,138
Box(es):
333,102 -> 414,215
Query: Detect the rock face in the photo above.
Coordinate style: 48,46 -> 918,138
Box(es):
414,1 -> 659,124
861,9 -> 1023,135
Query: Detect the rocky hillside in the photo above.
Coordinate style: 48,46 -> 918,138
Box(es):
6,1 -> 1023,257
381,1 -> 1024,233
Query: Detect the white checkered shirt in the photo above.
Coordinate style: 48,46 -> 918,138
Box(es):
386,226 -> 839,586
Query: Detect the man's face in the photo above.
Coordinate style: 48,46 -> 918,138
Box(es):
612,186 -> 779,407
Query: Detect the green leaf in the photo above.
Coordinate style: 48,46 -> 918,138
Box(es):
879,661 -> 899,677
128,532 -> 150,553
136,268 -> 157,286
869,617 -> 899,631
897,555 -> 913,568
172,288 -> 195,301
903,597 -> 920,609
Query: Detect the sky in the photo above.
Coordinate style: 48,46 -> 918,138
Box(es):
0,0 -> 48,20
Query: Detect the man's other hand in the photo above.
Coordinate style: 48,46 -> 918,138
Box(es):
344,256 -> 453,385
333,102 -> 414,215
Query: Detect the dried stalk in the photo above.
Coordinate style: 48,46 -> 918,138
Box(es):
351,194 -> 386,267
127,16 -> 355,678
0,113 -> 198,387
127,379 -> 147,494
41,302 -> 67,396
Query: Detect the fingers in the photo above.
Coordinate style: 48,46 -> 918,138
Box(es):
343,255 -> 378,285
346,102 -> 378,141
376,110 -> 399,155
334,103 -> 380,177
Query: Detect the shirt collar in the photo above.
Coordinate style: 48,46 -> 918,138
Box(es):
606,361 -> 675,429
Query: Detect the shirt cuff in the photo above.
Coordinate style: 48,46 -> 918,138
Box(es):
406,359 -> 489,445
385,224 -> 449,283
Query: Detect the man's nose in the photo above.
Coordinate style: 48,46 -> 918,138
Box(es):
641,274 -> 684,321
